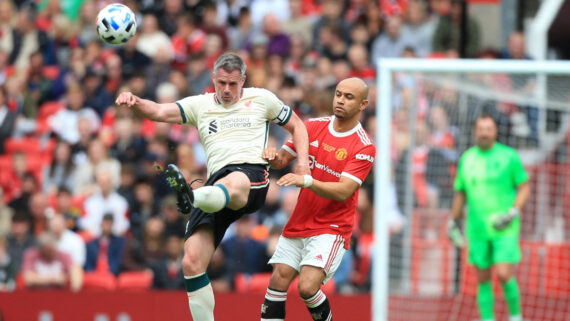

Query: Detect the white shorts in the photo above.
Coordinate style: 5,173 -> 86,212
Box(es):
268,234 -> 346,284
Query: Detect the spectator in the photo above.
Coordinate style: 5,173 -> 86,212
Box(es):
6,170 -> 37,214
84,213 -> 126,276
136,14 -> 173,60
6,212 -> 35,273
144,48 -> 173,98
401,0 -> 437,57
215,0 -> 248,28
0,86 -> 16,154
47,213 -> 85,267
110,114 -> 147,164
130,179 -> 159,240
150,235 -> 184,289
433,0 -> 480,57
76,0 -> 98,45
27,192 -> 50,236
0,236 -> 15,291
261,14 -> 291,58
171,14 -> 206,71
201,3 -> 229,50
347,44 -> 376,83
228,7 -> 254,51
11,5 -> 53,69
0,188 -> 12,239
250,0 -> 290,26
158,0 -> 184,37
54,187 -> 81,232
21,231 -> 82,291
116,34 -> 152,80
49,82 -> 100,145
312,0 -> 350,53
83,69 -> 114,118
80,169 -> 129,238
187,53 -> 211,95
500,32 -> 531,60
160,195 -> 186,239
428,105 -> 457,150
282,0 -> 314,48
75,138 -> 121,196
42,140 -> 77,195
371,15 -> 410,61
317,21 -> 348,61
220,216 -> 270,287
121,216 -> 165,272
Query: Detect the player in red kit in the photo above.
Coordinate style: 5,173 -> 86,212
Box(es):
260,78 -> 376,321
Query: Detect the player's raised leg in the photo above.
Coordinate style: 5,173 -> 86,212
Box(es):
298,266 -> 332,321
183,226 -> 216,321
261,263 -> 298,321
496,263 -> 522,321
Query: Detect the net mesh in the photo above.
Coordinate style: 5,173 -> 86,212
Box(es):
385,69 -> 570,321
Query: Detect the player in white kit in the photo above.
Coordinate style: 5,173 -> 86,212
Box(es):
115,53 -> 310,321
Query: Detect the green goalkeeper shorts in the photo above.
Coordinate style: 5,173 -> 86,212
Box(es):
468,235 -> 521,269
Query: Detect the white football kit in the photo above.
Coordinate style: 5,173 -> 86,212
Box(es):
176,88 -> 292,177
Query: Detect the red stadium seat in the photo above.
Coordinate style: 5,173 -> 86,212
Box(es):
4,137 -> 41,154
38,101 -> 65,120
82,272 -> 117,292
234,273 -> 249,293
246,273 -> 272,294
117,271 -> 154,291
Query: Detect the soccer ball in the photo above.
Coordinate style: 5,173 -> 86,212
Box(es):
96,3 -> 137,45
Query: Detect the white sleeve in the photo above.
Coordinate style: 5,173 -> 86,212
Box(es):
263,90 -> 292,126
176,94 -> 204,126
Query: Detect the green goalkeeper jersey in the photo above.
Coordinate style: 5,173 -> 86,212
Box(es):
454,143 -> 528,240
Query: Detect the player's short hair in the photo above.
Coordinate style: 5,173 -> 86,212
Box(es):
213,53 -> 247,78
474,112 -> 497,127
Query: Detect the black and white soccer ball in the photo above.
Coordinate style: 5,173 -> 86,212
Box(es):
96,3 -> 137,45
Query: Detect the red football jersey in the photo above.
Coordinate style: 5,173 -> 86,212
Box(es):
281,116 -> 376,249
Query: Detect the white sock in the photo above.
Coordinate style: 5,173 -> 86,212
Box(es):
185,274 -> 215,321
509,316 -> 522,321
193,184 -> 229,213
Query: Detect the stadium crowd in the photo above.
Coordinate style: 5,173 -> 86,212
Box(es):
0,0 -> 542,294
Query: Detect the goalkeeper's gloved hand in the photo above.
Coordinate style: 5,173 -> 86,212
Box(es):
492,207 -> 520,230
447,218 -> 465,249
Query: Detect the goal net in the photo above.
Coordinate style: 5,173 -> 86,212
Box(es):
373,59 -> 570,321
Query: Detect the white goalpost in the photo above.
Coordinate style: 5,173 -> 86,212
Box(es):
374,58 -> 570,321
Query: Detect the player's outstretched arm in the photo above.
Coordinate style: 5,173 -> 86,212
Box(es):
115,91 -> 183,124
281,112 -> 310,175
262,147 -> 296,169
277,174 -> 359,202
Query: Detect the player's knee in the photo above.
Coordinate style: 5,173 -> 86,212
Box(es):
298,280 -> 320,299
269,267 -> 295,291
182,251 -> 203,275
497,270 -> 512,283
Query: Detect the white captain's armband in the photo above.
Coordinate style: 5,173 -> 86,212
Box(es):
272,104 -> 292,126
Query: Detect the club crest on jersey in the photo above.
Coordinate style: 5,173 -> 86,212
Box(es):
335,148 -> 348,160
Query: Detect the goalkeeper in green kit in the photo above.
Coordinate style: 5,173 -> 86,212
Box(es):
448,114 -> 530,321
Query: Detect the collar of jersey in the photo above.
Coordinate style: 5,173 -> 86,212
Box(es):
328,115 -> 362,137
213,89 -> 244,106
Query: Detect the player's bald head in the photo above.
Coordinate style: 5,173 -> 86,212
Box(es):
337,77 -> 368,101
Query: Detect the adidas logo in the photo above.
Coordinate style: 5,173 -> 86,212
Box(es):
310,140 -> 319,148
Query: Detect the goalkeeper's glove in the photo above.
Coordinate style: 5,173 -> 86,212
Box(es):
492,207 -> 520,230
447,218 -> 465,249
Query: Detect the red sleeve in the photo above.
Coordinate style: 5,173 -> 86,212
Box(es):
21,249 -> 37,272
341,145 -> 376,185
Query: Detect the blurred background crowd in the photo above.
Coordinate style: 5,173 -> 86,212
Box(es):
0,0 -> 549,294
